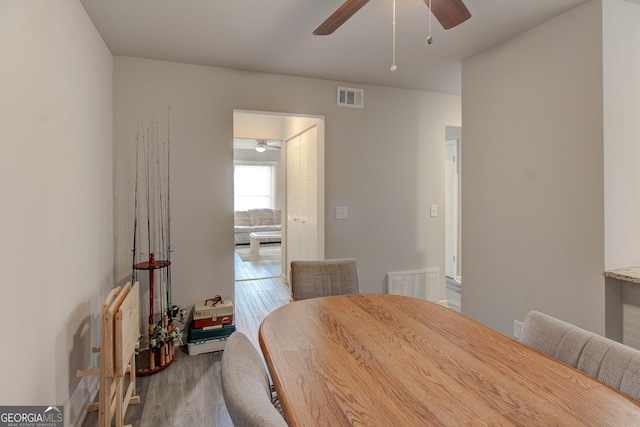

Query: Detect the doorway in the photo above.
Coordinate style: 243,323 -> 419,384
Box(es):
445,126 -> 461,311
233,110 -> 324,283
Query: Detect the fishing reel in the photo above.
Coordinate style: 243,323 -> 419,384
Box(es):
147,318 -> 184,350
139,305 -> 187,353
169,304 -> 188,324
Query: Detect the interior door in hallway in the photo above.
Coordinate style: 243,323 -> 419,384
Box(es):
286,125 -> 319,269
445,138 -> 460,281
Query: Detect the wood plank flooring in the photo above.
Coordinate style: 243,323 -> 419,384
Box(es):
234,243 -> 282,282
81,255 -> 461,427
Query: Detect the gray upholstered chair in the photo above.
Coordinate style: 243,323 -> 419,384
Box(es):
221,332 -> 287,427
290,258 -> 360,301
520,310 -> 640,399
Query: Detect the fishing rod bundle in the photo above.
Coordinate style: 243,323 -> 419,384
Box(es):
131,107 -> 182,375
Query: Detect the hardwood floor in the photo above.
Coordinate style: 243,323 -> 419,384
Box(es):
234,243 -> 282,281
81,258 -> 461,427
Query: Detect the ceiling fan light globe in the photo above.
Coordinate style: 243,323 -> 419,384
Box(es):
255,139 -> 268,152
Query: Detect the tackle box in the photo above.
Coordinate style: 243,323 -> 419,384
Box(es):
188,322 -> 236,341
194,299 -> 234,323
187,336 -> 230,356
193,314 -> 234,329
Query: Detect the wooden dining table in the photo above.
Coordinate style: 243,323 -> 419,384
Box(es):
259,294 -> 640,426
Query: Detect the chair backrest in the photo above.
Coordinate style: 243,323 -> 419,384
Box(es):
290,258 -> 360,301
520,310 -> 640,399
519,311 -> 592,368
221,332 -> 287,427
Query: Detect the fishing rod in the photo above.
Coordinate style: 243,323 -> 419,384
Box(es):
155,120 -> 166,261
143,126 -> 156,332
155,119 -> 167,324
145,127 -> 152,258
166,106 -> 173,320
131,124 -> 141,284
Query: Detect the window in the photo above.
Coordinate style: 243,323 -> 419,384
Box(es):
234,162 -> 277,210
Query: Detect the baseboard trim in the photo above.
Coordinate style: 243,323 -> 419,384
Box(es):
70,375 -> 99,427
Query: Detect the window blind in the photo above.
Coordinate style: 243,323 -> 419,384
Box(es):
234,162 -> 276,210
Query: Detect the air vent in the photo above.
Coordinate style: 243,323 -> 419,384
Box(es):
388,268 -> 439,302
337,86 -> 364,108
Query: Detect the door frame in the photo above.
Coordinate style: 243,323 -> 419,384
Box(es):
233,109 -> 325,283
445,129 -> 461,282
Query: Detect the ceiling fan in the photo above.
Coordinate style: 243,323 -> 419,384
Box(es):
254,139 -> 281,152
313,0 -> 471,35
233,138 -> 282,152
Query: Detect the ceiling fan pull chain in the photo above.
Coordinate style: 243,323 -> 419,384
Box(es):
390,0 -> 397,71
427,0 -> 433,45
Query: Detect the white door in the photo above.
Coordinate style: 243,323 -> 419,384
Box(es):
286,125 -> 319,268
445,139 -> 459,280
301,129 -> 318,260
287,137 -> 302,262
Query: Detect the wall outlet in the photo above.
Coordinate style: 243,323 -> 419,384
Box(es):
514,319 -> 524,339
336,206 -> 348,220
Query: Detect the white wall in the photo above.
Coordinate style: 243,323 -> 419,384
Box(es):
234,110 -> 284,140
603,0 -> 640,270
113,57 -> 460,310
325,85 -> 459,300
461,0 -> 605,335
0,1 -> 113,425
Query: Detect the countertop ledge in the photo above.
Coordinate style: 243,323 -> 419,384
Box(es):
603,267 -> 640,283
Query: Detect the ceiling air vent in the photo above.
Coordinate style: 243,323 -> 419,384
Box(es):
337,86 -> 364,108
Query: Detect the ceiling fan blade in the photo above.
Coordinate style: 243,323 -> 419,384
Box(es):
267,140 -> 282,150
313,0 -> 370,35
424,0 -> 471,30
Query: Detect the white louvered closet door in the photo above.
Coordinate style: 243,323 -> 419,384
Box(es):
287,136 -> 302,264
302,128 -> 318,260
287,125 -> 319,269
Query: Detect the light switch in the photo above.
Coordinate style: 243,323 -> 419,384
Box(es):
430,204 -> 437,217
336,206 -> 348,220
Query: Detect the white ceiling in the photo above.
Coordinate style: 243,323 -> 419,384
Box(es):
80,0 -> 588,95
